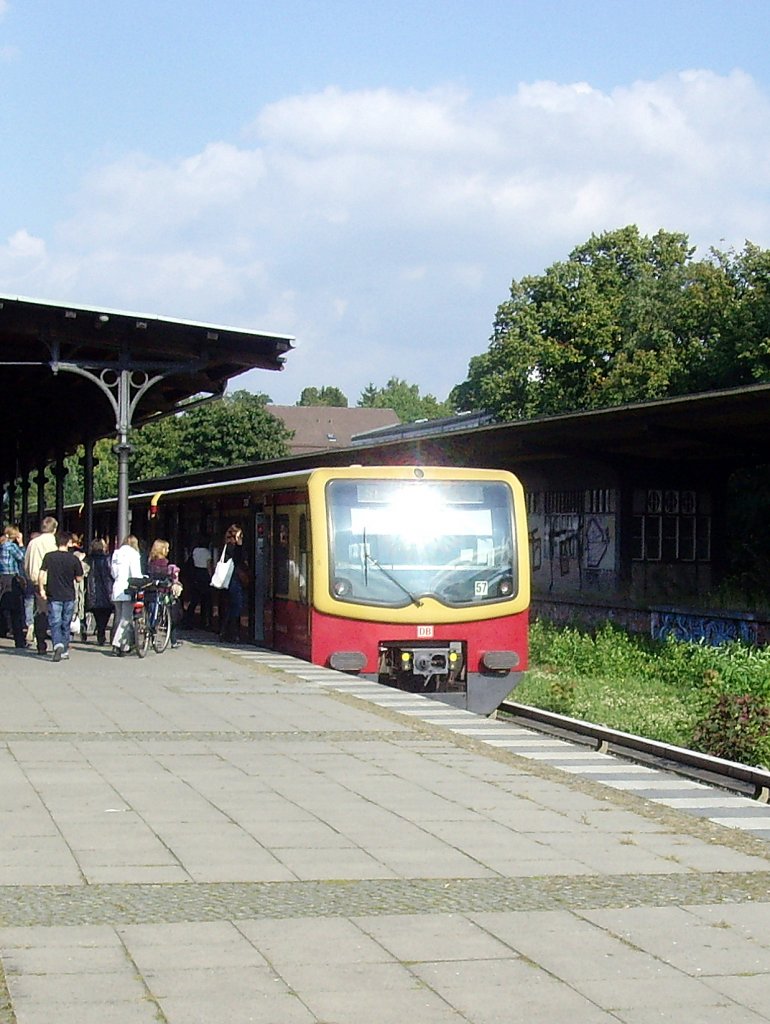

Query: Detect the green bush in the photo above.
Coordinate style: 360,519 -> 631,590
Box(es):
529,619 -> 770,698
691,671 -> 770,767
522,619 -> 770,762
529,620 -> 653,679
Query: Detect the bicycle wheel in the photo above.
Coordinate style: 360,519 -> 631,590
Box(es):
134,611 -> 151,658
153,601 -> 172,653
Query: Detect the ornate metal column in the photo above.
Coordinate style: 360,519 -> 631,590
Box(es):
54,451 -> 67,526
82,436 -> 95,547
6,480 -> 15,524
51,363 -> 166,543
19,474 -> 30,539
35,466 -> 46,527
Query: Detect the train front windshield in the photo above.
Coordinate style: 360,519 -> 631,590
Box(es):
327,478 -> 518,608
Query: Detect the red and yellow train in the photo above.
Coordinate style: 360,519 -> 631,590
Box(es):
94,464 -> 530,714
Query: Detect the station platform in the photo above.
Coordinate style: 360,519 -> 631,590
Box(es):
1,634 -> 770,1024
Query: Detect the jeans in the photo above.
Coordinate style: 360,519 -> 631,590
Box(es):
184,568 -> 212,627
48,599 -> 75,652
220,575 -> 244,640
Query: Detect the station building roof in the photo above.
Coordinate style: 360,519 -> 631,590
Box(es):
346,383 -> 770,470
128,381 -> 770,496
0,293 -> 294,488
267,405 -> 401,455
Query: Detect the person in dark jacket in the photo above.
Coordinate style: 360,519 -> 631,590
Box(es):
84,539 -> 114,645
218,523 -> 248,643
39,531 -> 83,662
183,535 -> 213,628
0,525 -> 27,649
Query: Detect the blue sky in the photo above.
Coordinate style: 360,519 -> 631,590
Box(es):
2,1 -> 770,406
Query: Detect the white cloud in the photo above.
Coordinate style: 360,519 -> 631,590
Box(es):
5,70 -> 770,404
0,229 -> 48,287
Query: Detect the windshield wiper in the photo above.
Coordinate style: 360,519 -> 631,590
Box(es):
362,528 -> 423,607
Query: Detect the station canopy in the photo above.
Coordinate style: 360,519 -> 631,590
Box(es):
129,381 -> 770,497
0,294 -> 295,488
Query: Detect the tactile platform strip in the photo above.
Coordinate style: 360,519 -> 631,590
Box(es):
2,871 -> 770,928
231,649 -> 770,842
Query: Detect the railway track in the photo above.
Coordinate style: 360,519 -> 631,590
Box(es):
499,701 -> 770,802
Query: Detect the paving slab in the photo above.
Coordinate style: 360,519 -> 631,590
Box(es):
1,635 -> 770,1022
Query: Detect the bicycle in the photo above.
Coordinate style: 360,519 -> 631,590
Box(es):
130,577 -> 173,657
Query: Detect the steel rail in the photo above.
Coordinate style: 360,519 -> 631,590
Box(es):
499,701 -> 770,802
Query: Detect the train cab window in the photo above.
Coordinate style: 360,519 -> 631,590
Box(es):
326,478 -> 517,608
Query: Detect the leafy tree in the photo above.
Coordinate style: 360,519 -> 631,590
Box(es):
358,377 -> 451,422
44,438 -> 117,509
172,390 -> 291,472
451,227 -> 770,419
296,386 -> 348,407
709,243 -> 770,387
131,414 -> 183,481
49,391 -> 292,502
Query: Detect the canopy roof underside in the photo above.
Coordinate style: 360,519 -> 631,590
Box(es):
0,294 -> 294,486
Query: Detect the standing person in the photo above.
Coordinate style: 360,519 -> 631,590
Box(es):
23,531 -> 40,643
147,539 -> 182,648
111,535 -> 143,656
0,526 -> 27,650
24,516 -> 58,655
69,534 -> 88,642
183,536 -> 213,628
218,523 -> 248,643
84,539 -> 113,645
38,531 -> 83,662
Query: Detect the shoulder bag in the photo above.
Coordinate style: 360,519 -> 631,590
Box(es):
210,548 -> 234,590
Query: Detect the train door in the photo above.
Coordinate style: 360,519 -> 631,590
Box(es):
252,510 -> 268,644
261,505 -> 275,648
263,494 -> 311,659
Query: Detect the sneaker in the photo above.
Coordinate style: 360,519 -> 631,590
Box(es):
171,641 -> 183,649
61,651 -> 70,660
37,644 -> 47,655
52,645 -> 63,663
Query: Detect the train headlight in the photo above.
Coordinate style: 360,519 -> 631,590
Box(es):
401,651 -> 412,664
449,651 -> 459,663
498,577 -> 513,596
332,577 -> 353,598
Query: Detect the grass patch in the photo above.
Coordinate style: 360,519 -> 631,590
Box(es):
513,620 -> 770,767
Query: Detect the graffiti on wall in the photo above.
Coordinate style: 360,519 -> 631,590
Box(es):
528,506 -> 615,590
585,516 -> 611,569
529,528 -> 542,572
651,610 -> 757,646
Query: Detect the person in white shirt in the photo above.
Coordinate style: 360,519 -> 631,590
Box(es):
111,535 -> 143,655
